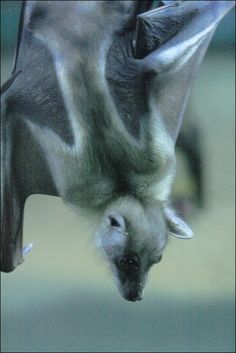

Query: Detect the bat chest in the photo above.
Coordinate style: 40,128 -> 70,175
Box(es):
59,135 -> 170,211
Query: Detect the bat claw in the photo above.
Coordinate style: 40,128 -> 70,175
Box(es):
23,243 -> 33,256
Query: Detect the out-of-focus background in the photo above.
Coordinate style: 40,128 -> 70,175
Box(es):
1,1 -> 235,352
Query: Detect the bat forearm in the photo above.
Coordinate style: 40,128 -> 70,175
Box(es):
1,176 -> 25,272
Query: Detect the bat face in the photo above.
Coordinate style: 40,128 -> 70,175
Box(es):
95,197 -> 167,301
95,197 -> 192,301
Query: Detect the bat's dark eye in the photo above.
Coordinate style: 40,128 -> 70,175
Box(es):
109,216 -> 120,227
118,255 -> 139,273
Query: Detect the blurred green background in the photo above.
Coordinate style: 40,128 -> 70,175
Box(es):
1,1 -> 235,352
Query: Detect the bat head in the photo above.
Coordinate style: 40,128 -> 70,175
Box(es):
95,197 -> 193,302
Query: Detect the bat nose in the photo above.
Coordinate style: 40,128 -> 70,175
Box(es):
126,291 -> 143,302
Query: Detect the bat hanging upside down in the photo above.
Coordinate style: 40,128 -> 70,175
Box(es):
1,0 -> 234,301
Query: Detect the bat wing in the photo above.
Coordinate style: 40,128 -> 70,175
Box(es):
1,0 -> 140,273
1,1 -> 67,272
134,0 -> 235,142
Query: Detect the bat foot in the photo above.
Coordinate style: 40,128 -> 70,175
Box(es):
22,243 -> 33,256
23,243 -> 33,256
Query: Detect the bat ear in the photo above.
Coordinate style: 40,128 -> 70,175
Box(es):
164,207 -> 193,239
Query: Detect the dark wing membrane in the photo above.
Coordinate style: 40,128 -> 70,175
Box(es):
12,0 -> 27,74
0,70 -> 22,94
134,1 -> 196,59
1,76 -> 58,272
1,1 -> 60,272
135,0 -> 235,141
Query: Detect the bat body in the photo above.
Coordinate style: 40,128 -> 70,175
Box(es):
1,1 -> 234,301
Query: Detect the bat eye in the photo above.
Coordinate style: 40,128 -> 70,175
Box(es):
118,255 -> 139,273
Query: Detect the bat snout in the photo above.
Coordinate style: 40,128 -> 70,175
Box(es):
124,290 -> 143,302
119,281 -> 144,302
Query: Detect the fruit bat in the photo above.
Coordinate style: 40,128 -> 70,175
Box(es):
1,0 -> 234,300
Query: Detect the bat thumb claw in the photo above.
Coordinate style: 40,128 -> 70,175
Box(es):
23,243 -> 33,256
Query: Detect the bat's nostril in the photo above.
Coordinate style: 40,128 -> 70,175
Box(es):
126,291 -> 142,302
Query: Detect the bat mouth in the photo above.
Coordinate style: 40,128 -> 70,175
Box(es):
122,290 -> 143,302
116,274 -> 145,303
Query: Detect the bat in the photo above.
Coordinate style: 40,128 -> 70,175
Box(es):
1,0 -> 234,301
